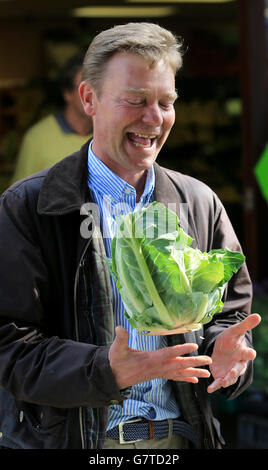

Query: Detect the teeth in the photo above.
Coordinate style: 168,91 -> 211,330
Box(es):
127,132 -> 157,148
134,133 -> 156,139
132,141 -> 151,148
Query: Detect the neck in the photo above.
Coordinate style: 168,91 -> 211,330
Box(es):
91,142 -> 149,202
124,170 -> 147,202
63,106 -> 92,137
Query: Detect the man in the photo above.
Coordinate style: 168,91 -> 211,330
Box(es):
11,54 -> 93,183
0,23 -> 260,450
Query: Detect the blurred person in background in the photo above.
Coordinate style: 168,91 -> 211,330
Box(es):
11,53 -> 93,183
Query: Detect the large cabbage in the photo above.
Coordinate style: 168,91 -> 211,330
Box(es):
106,202 -> 245,334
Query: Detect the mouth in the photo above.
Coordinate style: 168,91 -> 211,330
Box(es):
126,132 -> 158,149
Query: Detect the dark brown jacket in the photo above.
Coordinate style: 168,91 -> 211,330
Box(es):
0,141 -> 253,448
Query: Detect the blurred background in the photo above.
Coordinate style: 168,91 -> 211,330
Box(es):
0,0 -> 268,449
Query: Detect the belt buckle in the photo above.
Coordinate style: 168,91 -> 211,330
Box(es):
118,418 -> 143,444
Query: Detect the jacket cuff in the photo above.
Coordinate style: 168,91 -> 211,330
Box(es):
90,346 -> 131,407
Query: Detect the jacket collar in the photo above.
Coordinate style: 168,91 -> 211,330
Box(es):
37,141 -> 90,215
37,140 -> 180,217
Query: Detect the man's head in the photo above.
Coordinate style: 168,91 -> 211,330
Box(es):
81,22 -> 183,96
59,53 -> 85,115
79,23 -> 183,182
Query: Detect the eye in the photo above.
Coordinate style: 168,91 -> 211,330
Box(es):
127,99 -> 145,106
160,101 -> 174,110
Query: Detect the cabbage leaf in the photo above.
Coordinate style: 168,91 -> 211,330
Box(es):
106,202 -> 245,334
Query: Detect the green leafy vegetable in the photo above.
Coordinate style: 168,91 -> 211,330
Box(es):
106,202 -> 245,334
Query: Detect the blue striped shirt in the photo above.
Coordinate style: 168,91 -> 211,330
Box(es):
87,141 -> 180,430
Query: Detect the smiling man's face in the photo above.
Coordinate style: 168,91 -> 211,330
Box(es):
83,52 -> 177,181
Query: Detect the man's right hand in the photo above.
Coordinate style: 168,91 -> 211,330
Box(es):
109,326 -> 212,390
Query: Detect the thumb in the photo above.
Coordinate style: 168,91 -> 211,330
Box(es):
113,326 -> 129,351
230,313 -> 261,337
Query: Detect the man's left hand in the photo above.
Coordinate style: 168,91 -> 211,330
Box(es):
207,313 -> 261,393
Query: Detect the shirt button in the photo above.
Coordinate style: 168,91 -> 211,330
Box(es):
124,187 -> 131,195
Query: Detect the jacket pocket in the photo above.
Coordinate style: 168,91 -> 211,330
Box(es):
18,402 -> 69,449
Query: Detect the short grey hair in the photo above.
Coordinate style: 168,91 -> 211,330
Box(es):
82,22 -> 183,93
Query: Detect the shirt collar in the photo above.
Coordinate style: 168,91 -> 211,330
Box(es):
54,110 -> 76,134
87,140 -> 155,205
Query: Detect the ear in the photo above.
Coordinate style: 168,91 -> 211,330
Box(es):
79,81 -> 97,116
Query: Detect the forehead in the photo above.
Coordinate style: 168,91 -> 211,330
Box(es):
102,52 -> 175,93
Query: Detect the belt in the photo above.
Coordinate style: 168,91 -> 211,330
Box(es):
106,418 -> 199,447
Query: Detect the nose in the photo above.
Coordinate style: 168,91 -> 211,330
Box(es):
142,103 -> 163,127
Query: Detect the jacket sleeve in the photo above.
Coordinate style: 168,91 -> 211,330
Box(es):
0,187 -> 123,408
201,194 -> 254,399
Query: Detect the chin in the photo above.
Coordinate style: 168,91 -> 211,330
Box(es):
131,159 -> 155,171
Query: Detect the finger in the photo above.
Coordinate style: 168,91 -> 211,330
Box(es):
142,343 -> 199,363
239,347 -> 257,362
208,361 -> 249,392
162,343 -> 199,359
165,344 -> 213,365
221,376 -> 238,388
221,359 -> 250,386
207,377 -> 224,393
175,367 -> 211,378
170,355 -> 212,368
172,376 -> 199,384
229,313 -> 261,337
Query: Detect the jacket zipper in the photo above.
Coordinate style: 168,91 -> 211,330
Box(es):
74,237 -> 92,450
